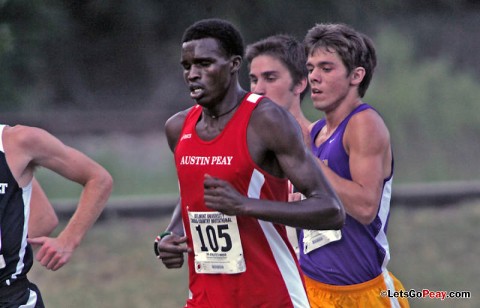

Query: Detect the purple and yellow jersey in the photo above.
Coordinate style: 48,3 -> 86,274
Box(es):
300,104 -> 394,285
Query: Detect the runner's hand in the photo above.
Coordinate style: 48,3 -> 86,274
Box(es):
157,233 -> 190,269
28,236 -> 74,271
204,174 -> 245,216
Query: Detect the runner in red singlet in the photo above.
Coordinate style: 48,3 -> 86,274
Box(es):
155,19 -> 345,307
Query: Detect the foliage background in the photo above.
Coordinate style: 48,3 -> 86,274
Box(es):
1,0 -> 480,191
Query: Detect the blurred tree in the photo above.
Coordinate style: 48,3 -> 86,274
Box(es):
1,0 -> 480,112
369,27 -> 480,182
1,0 -> 480,183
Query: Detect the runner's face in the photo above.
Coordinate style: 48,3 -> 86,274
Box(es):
249,55 -> 297,111
306,47 -> 352,112
181,38 -> 234,107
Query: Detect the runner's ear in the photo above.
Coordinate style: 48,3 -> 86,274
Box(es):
350,67 -> 365,86
293,78 -> 308,96
230,55 -> 242,74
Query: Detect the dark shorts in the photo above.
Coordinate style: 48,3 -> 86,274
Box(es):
0,278 -> 45,308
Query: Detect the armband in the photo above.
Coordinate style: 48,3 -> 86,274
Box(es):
153,231 -> 172,258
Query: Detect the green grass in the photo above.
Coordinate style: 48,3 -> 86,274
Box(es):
29,216 -> 189,308
28,201 -> 479,308
387,202 -> 479,308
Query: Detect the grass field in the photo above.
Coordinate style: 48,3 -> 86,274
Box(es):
29,216 -> 189,308
28,200 -> 479,308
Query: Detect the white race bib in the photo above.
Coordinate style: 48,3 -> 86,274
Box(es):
303,229 -> 342,254
188,211 -> 246,274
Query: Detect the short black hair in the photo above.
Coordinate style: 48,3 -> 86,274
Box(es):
182,18 -> 244,58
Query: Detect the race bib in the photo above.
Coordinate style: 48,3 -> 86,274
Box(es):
303,229 -> 342,254
188,211 -> 246,274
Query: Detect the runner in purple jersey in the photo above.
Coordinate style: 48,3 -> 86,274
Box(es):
294,23 -> 410,307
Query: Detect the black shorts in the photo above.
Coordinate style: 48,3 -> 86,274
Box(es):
0,278 -> 45,308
